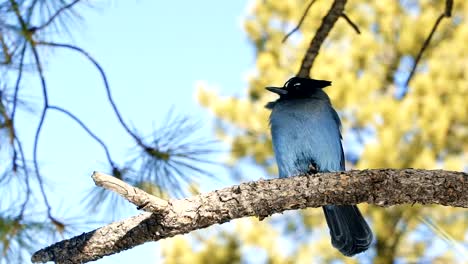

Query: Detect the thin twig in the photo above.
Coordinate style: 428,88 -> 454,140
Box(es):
37,41 -> 147,148
6,0 -> 31,220
404,0 -> 453,89
49,105 -> 117,169
10,42 -> 26,128
0,34 -> 12,64
9,0 -> 28,31
282,0 -> 317,43
9,0 -> 55,219
26,0 -> 41,21
341,13 -> 360,34
10,43 -> 28,217
34,0 -> 81,31
29,43 -> 54,219
297,0 -> 347,78
444,0 -> 453,17
16,136 -> 31,218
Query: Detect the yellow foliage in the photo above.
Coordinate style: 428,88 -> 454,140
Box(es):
161,231 -> 241,264
235,218 -> 279,252
188,1 -> 468,263
161,236 -> 196,264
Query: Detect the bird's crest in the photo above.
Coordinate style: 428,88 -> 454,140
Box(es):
265,77 -> 332,109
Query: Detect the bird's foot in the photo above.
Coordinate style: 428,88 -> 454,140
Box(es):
308,164 -> 318,174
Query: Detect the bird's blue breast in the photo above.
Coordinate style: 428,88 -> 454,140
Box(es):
269,98 -> 344,178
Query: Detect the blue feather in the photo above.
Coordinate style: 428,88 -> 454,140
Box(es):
267,77 -> 372,256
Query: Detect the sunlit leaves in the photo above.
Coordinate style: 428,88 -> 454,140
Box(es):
161,231 -> 241,264
196,0 -> 468,263
0,214 -> 52,263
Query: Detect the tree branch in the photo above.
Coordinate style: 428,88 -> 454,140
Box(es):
282,0 -> 317,43
341,13 -> 360,34
37,41 -> 148,149
297,0 -> 347,78
91,172 -> 169,212
32,168 -> 467,263
404,0 -> 453,89
48,106 -> 118,170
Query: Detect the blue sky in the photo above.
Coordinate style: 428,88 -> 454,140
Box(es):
11,1 -> 253,263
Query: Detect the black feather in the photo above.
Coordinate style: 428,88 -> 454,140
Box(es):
323,205 -> 373,256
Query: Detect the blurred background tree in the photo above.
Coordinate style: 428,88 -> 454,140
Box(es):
1,0 -> 467,263
192,0 -> 468,263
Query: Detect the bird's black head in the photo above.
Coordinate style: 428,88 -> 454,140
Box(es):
265,77 -> 332,109
266,77 -> 331,98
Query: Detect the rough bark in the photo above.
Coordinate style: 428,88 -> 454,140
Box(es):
31,169 -> 467,263
297,0 -> 347,77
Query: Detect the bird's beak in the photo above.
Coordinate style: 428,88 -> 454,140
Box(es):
266,87 -> 288,95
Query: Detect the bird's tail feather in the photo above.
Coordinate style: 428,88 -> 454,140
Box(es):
322,205 -> 373,256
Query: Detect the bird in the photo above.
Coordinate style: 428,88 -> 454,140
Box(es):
265,76 -> 373,256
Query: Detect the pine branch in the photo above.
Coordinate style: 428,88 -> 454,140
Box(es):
32,169 -> 467,263
34,0 -> 82,31
282,0 -> 317,43
403,0 -> 453,90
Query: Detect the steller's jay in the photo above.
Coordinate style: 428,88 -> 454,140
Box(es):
266,77 -> 373,256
